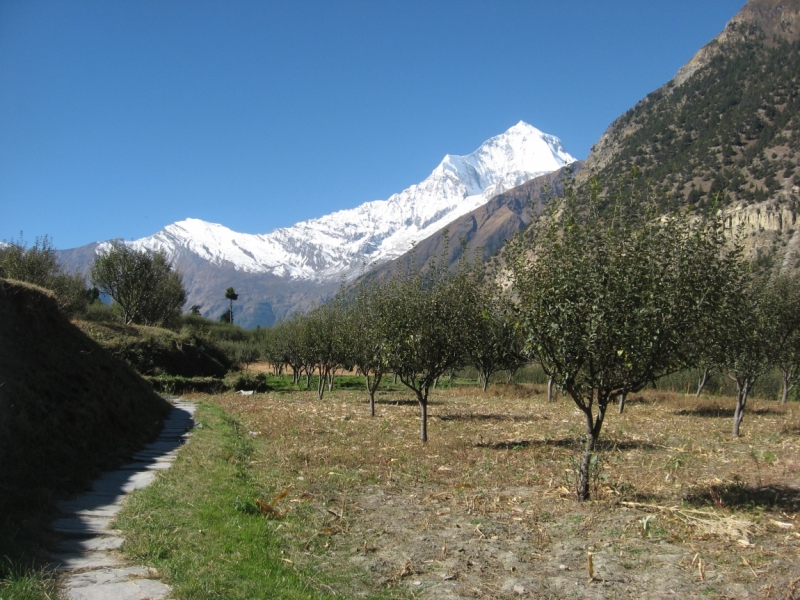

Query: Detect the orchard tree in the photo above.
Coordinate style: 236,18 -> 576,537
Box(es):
469,285 -> 528,392
258,323 -> 287,377
722,273 -> 778,436
0,233 -> 59,286
284,315 -> 310,385
506,174 -> 739,500
763,273 -> 800,404
90,241 -> 186,326
302,301 -> 349,399
378,248 -> 481,442
348,279 -> 390,416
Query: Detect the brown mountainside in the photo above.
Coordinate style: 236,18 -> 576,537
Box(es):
360,165 -> 581,280
365,0 -> 800,281
576,0 -> 800,271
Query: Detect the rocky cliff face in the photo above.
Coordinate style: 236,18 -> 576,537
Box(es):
723,195 -> 800,271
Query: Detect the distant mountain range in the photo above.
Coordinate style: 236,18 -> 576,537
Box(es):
398,0 -> 800,282
60,0 -> 800,328
58,122 -> 575,326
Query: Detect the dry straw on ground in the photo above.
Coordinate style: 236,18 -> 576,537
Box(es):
195,374 -> 800,599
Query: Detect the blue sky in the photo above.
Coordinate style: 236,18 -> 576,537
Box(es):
1,0 -> 746,249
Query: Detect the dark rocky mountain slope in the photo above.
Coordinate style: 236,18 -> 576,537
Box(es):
581,0 -> 800,270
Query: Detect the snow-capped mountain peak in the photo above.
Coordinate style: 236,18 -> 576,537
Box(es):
120,122 -> 575,281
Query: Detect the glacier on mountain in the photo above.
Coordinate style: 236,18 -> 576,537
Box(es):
120,121 -> 575,282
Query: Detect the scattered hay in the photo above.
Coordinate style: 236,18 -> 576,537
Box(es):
621,501 -> 755,544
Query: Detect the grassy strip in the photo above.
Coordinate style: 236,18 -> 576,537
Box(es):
114,402 -> 383,599
0,561 -> 56,600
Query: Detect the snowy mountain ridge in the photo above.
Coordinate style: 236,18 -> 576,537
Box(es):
115,121 -> 575,282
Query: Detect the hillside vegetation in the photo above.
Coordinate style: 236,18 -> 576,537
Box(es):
586,9 -> 800,213
574,0 -> 800,273
0,279 -> 170,559
73,319 -> 231,379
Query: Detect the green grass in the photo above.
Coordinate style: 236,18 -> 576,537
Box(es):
0,560 -> 57,600
114,403 -> 394,599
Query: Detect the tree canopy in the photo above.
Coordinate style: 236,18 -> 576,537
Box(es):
505,174 -> 740,499
377,247 -> 482,442
90,241 -> 186,327
0,233 -> 91,315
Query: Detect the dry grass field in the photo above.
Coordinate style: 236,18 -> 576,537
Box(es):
186,374 -> 800,599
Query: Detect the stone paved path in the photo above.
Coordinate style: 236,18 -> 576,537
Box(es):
50,400 -> 196,600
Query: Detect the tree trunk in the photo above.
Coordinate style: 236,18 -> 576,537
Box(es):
482,371 -> 489,392
577,390 -> 607,501
393,373 -> 398,384
733,378 -> 752,437
547,376 -> 555,403
305,367 -> 311,389
365,374 -> 373,416
317,368 -> 325,400
418,396 -> 428,442
696,367 -> 712,398
780,368 -> 795,405
366,372 -> 382,417
578,445 -> 595,502
327,369 -> 335,392
618,392 -> 627,414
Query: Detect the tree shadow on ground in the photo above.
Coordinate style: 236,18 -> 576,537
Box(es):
623,395 -> 656,405
782,423 -> 800,436
438,413 -> 545,423
374,398 -> 441,406
674,405 -> 786,418
683,482 -> 800,513
475,438 -> 657,451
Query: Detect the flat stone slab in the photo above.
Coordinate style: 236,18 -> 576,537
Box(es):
58,536 -> 125,553
58,492 -> 127,514
65,578 -> 171,600
90,470 -> 157,496
119,460 -> 174,471
71,504 -> 124,518
52,401 -> 195,600
50,551 -> 123,571
139,440 -> 185,453
131,449 -> 179,461
52,516 -> 118,536
66,566 -> 151,588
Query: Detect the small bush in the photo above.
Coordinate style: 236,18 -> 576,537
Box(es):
216,339 -> 260,370
180,314 -> 250,342
74,321 -> 231,377
224,371 -> 272,393
145,375 -> 225,395
82,300 -> 120,323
